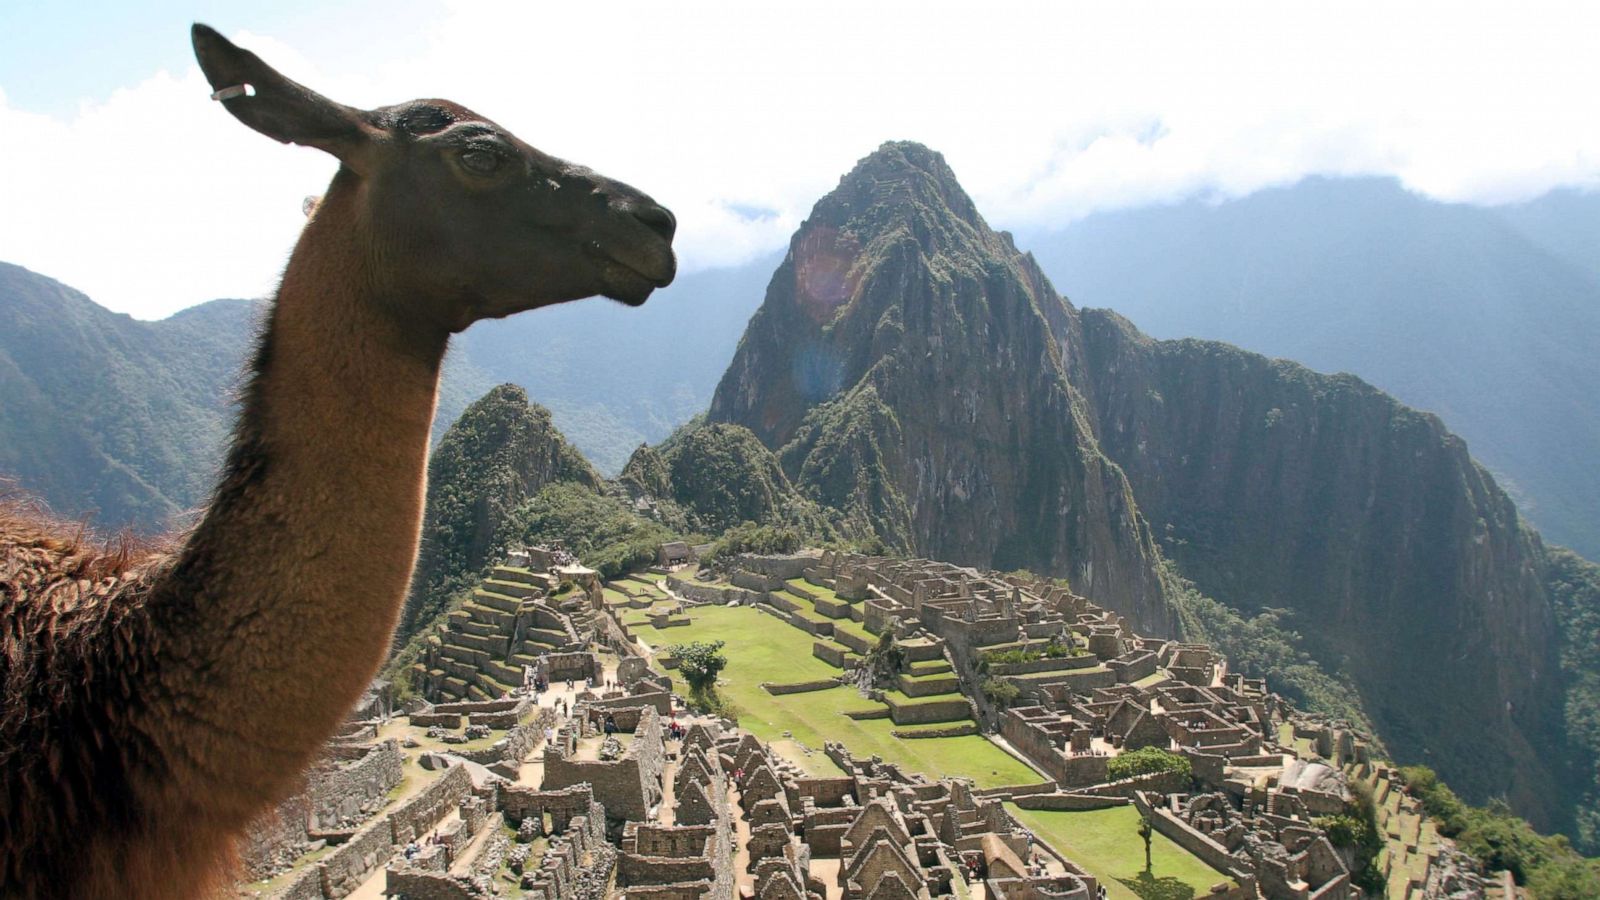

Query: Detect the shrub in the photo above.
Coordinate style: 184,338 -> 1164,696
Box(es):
981,678 -> 1021,708
1107,747 -> 1191,782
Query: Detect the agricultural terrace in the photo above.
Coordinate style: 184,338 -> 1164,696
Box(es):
626,602 -> 1041,789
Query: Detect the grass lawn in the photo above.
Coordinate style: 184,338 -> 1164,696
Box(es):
1007,805 -> 1236,900
631,605 -> 1041,789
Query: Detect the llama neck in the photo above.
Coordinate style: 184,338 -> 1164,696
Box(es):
143,181 -> 448,811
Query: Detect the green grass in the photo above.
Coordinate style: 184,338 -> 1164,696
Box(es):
787,603 -> 833,624
1008,805 -> 1237,900
829,616 -> 877,644
787,577 -> 848,604
631,605 -> 1040,789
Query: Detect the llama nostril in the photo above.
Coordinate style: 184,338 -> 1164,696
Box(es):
632,204 -> 676,242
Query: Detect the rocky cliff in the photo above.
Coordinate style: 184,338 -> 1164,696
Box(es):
706,141 -> 1597,840
1077,312 -> 1572,828
709,142 -> 1175,634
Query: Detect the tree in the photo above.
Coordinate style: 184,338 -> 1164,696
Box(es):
1138,813 -> 1154,872
669,640 -> 728,694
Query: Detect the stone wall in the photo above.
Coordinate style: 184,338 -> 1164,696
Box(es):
665,577 -> 761,606
813,641 -> 852,667
1130,792 -> 1253,897
543,707 -> 666,823
316,815 -> 394,898
380,870 -> 484,899
731,553 -> 817,580
589,690 -> 674,715
885,695 -> 972,725
1013,793 -> 1128,811
309,740 -> 404,832
389,764 -> 474,846
732,570 -> 784,592
240,792 -> 314,881
987,654 -> 1100,676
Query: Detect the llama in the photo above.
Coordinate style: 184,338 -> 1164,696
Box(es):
0,24 -> 675,898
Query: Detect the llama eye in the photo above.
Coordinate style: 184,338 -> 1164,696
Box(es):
459,149 -> 501,174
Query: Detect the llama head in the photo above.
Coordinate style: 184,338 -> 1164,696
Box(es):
192,23 -> 676,331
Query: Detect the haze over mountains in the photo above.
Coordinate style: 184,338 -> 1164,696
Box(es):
0,256 -> 774,532
1021,178 -> 1600,561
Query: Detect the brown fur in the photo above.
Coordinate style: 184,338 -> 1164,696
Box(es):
0,25 -> 673,899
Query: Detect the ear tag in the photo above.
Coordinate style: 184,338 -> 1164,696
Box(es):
210,84 -> 253,101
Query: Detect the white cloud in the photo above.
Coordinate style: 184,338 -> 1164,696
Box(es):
3,1 -> 1600,319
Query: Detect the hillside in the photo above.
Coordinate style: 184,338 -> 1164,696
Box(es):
0,258 -> 772,532
1022,178 -> 1600,560
706,142 -> 1600,844
0,261 -> 256,531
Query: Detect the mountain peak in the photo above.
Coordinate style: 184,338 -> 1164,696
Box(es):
813,141 -> 984,235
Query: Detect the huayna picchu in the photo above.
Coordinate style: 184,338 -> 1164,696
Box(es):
699,142 -> 1600,851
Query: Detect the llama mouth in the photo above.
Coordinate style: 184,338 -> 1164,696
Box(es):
587,239 -> 675,283
598,257 -> 670,306
590,243 -> 676,306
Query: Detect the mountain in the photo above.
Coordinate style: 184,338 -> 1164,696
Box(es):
400,384 -> 604,639
707,142 -> 1600,844
0,261 -> 256,531
1020,178 -> 1600,561
0,256 -> 774,533
709,142 -> 1175,634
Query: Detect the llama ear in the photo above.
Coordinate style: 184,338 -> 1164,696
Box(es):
192,23 -> 378,168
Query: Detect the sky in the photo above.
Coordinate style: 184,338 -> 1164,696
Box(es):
2,0 -> 1599,319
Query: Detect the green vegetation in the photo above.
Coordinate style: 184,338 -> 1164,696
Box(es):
1166,562 -> 1376,737
668,640 -> 728,711
1315,780 -> 1384,893
980,678 -> 1020,708
1401,766 -> 1600,896
508,482 -> 678,578
1544,547 -> 1600,853
704,521 -> 803,563
778,384 -> 913,551
630,605 -> 1039,788
1008,805 -> 1235,900
0,265 -> 259,533
629,418 -> 841,542
1107,747 -> 1191,783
